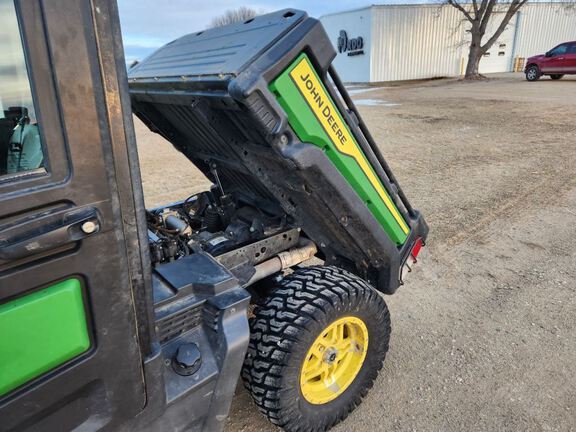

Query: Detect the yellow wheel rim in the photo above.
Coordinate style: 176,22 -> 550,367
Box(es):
300,316 -> 369,405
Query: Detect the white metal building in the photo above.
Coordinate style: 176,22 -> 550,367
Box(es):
319,3 -> 576,82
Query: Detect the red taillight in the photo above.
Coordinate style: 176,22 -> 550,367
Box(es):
400,237 -> 425,285
411,237 -> 423,260
400,237 -> 424,285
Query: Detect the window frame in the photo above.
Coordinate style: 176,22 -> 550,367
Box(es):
0,1 -> 70,196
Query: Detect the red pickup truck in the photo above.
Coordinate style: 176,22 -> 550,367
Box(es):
525,41 -> 576,81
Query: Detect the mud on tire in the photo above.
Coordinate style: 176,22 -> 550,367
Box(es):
241,266 -> 391,432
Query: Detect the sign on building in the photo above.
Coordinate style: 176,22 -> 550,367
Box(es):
337,30 -> 365,56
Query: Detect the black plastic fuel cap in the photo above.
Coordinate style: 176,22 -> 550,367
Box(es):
172,343 -> 202,376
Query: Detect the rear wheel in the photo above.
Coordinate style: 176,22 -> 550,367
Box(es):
550,74 -> 564,80
525,65 -> 540,81
242,266 -> 391,432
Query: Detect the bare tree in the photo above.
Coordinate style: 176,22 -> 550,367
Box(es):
210,7 -> 258,28
446,0 -> 528,79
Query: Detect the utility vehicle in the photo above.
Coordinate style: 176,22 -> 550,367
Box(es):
0,1 -> 427,431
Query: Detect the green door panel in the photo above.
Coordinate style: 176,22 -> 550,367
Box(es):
270,53 -> 409,245
0,278 -> 90,396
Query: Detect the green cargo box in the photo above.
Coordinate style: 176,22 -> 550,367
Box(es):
129,9 -> 428,293
270,53 -> 410,245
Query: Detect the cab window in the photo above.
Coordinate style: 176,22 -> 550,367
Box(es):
0,0 -> 45,177
549,44 -> 568,57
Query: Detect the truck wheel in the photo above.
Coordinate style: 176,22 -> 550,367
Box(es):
242,266 -> 391,432
550,74 -> 564,80
525,65 -> 541,81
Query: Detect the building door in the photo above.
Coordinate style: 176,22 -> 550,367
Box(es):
477,15 -> 517,74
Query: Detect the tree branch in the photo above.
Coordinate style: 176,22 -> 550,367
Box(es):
478,0 -> 497,39
447,0 -> 474,22
472,0 -> 479,15
481,0 -> 527,52
477,0 -> 489,18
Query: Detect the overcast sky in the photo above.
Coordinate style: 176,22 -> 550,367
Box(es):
117,0 -> 423,64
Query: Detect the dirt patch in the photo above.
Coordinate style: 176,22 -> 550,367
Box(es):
134,121 -> 210,207
134,72 -> 576,432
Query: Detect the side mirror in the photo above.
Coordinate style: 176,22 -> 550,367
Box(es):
545,51 -> 552,58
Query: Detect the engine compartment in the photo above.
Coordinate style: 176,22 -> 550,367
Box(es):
147,188 -> 290,267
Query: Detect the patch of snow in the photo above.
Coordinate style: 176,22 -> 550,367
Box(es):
354,99 -> 401,107
347,87 -> 383,96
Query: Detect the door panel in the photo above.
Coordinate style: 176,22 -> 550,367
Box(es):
0,278 -> 90,396
540,56 -> 564,73
540,44 -> 568,73
564,44 -> 576,73
0,1 -> 146,430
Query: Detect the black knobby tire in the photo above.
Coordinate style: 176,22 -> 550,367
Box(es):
242,266 -> 391,432
550,74 -> 564,80
525,65 -> 541,81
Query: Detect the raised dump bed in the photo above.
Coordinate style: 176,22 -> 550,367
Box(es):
128,9 -> 428,294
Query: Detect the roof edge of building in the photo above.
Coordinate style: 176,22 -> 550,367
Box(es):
319,0 -> 575,18
319,5 -> 373,19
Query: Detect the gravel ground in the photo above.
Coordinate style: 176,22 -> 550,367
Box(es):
135,73 -> 576,432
